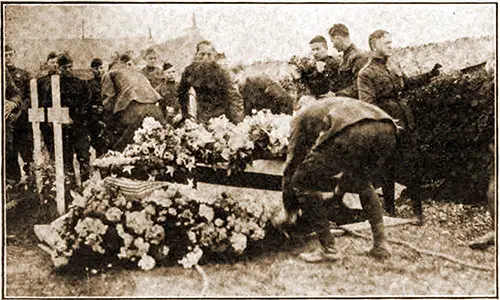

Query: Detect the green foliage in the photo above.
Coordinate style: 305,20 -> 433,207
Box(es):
403,70 -> 495,203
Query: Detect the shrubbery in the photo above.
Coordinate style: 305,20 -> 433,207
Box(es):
403,70 -> 494,203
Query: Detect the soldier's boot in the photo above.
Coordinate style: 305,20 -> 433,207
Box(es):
359,183 -> 392,261
469,232 -> 495,250
299,228 -> 342,263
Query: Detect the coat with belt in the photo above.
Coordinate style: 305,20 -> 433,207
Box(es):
102,63 -> 162,114
282,97 -> 397,212
357,56 -> 433,130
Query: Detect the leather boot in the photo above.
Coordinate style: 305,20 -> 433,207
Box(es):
359,184 -> 392,261
299,228 -> 342,263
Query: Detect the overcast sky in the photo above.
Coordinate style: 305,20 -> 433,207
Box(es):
5,3 -> 496,64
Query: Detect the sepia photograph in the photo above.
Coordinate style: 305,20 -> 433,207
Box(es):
2,2 -> 497,298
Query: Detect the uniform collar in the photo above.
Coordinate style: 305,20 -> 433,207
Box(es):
371,55 -> 388,65
344,43 -> 357,55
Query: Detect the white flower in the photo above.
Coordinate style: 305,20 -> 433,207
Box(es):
178,246 -> 203,269
229,232 -> 247,254
138,254 -> 156,271
198,204 -> 214,222
105,207 -> 123,222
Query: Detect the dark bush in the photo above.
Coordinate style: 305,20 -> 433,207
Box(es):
403,70 -> 495,203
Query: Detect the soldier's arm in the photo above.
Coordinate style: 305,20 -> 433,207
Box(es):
282,116 -> 308,213
357,71 -> 377,104
177,69 -> 192,120
19,71 -> 32,111
101,72 -> 117,112
403,73 -> 432,91
226,81 -> 245,124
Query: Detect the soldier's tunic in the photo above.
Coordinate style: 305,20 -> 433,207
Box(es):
87,74 -> 107,156
282,97 -> 398,232
102,63 -> 165,151
6,65 -> 32,182
157,79 -> 181,122
239,75 -> 294,115
41,72 -> 93,180
335,44 -> 369,98
177,62 -> 244,124
298,55 -> 341,98
357,56 -> 433,130
5,70 -> 23,182
141,66 -> 164,91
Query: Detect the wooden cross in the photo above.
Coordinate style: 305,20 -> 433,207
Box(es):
47,75 -> 72,215
28,79 -> 45,194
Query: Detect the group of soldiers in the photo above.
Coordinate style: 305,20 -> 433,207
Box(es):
4,22 -> 494,262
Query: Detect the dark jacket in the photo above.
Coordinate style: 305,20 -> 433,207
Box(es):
7,65 -> 31,111
177,62 -> 244,124
102,63 -> 162,114
157,80 -> 180,114
299,55 -> 341,97
335,44 -> 369,98
239,75 -> 294,115
141,66 -> 164,90
282,97 -> 397,206
42,73 -> 92,125
357,56 -> 433,129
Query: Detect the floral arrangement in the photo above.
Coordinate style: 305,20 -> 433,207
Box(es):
35,176 -> 282,271
93,110 -> 292,179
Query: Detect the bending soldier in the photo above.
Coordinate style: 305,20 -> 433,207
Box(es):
279,97 -> 399,262
102,53 -> 165,151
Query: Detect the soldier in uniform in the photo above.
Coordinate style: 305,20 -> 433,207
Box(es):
328,24 -> 369,98
177,40 -> 244,124
296,36 -> 341,99
5,44 -> 33,184
38,52 -> 59,156
102,53 -> 165,151
87,58 -> 108,157
56,54 -> 93,182
279,97 -> 399,262
156,62 -> 181,122
357,30 -> 441,221
231,66 -> 294,115
141,47 -> 163,90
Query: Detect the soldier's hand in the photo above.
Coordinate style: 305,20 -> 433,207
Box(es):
316,61 -> 326,73
430,63 -> 442,77
4,100 -> 18,120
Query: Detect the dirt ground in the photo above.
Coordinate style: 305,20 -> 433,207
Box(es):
4,184 -> 497,297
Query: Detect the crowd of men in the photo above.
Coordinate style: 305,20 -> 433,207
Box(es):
4,22 -> 494,262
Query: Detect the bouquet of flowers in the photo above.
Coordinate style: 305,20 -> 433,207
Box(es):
93,111 -> 292,178
35,176 -> 280,271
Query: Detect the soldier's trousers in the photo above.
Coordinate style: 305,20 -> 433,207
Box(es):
6,114 -> 33,183
41,123 -> 91,181
111,101 -> 165,152
289,120 -> 397,234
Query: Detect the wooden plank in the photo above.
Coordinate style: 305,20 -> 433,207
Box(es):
28,79 -> 44,194
330,216 -> 415,236
195,165 -> 283,191
48,75 -> 67,215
